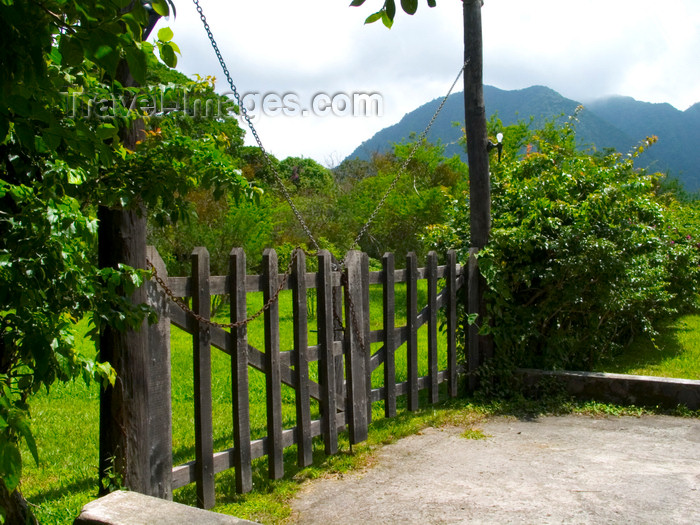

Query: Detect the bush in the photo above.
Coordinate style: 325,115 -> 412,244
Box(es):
432,115 -> 700,373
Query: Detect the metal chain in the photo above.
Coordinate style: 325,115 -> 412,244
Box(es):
179,0 -> 467,350
192,0 -> 321,253
348,59 -> 469,255
192,0 -> 467,263
147,249 -> 301,330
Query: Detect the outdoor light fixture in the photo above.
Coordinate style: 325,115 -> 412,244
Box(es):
487,132 -> 504,163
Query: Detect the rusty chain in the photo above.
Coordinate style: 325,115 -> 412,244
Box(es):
147,249 -> 301,330
167,0 -> 465,352
148,250 -> 368,354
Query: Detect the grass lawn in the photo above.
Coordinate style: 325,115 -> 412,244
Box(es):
19,298 -> 700,523
20,281 -> 452,524
596,314 -> 700,380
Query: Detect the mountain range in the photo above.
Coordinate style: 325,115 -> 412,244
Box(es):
347,85 -> 700,191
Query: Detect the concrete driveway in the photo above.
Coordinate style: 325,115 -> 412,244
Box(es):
291,414 -> 700,524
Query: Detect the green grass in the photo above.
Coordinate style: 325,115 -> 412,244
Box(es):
20,302 -> 700,523
596,314 -> 700,380
19,281 -> 452,524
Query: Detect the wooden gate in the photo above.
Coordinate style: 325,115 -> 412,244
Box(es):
145,246 -> 465,509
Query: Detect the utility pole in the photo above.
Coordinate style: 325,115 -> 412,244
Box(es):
462,0 -> 493,391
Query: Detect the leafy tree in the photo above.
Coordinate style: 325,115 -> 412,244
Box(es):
338,139 -> 467,261
0,1 -> 250,520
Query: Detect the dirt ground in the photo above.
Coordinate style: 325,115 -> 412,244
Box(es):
290,414 -> 700,524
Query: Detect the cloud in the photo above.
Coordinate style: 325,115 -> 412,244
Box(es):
156,0 -> 699,164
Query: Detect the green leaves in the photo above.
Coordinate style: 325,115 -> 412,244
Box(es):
150,0 -> 171,17
156,26 -> 179,68
401,0 -> 418,15
353,0 -> 436,27
157,27 -> 174,41
469,117 -> 700,374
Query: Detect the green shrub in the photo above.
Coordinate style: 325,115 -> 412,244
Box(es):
432,115 -> 700,373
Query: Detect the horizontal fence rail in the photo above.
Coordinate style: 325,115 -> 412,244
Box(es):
146,247 -> 465,509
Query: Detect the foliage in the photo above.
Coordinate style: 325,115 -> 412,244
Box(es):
430,115 -> 700,377
0,0 -> 251,519
336,139 -> 467,262
350,0 -> 438,29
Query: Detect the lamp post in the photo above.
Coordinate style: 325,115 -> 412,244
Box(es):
487,132 -> 504,163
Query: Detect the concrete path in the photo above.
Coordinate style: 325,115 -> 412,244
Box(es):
291,415 -> 700,524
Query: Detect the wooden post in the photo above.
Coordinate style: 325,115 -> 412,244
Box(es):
192,247 -> 215,509
446,250 -> 458,398
361,252 -> 372,426
382,253 -> 396,418
427,251 -> 439,404
406,252 -> 419,411
145,247 -> 172,500
292,249 -> 312,467
229,248 -> 252,493
97,15 -> 163,499
344,250 -> 369,444
263,249 -> 284,479
317,251 -> 338,454
98,205 -> 150,496
463,0 -> 492,391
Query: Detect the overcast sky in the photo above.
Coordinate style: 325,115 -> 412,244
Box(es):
156,0 -> 700,165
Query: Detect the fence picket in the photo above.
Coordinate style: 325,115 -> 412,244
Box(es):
447,250 -> 458,397
146,246 -> 172,500
427,251 -> 439,404
406,252 -> 419,411
382,253 -> 396,418
191,247 -> 215,509
263,249 -> 284,480
292,249 -> 313,467
345,250 -> 369,443
229,248 -> 252,493
317,251 -> 338,454
361,252 -> 372,426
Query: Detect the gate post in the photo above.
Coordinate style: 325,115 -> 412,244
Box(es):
344,251 -> 369,444
145,247 -> 173,499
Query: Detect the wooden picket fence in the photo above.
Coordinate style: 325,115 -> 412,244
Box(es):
145,246 -> 465,509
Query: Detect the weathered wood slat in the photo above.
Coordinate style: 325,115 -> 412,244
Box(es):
191,247 -> 215,509
373,371 -> 450,402
145,247 -> 173,500
361,253 -> 372,427
171,410 -> 350,490
406,252 -> 419,411
447,250 -> 458,398
292,250 -> 313,467
427,251 -> 439,404
229,248 -> 252,493
317,251 -> 339,455
163,266 -> 422,302
382,253 -> 396,418
345,251 -> 369,444
263,249 -> 284,480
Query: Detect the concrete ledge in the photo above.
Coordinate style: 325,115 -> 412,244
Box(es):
517,369 -> 700,410
74,491 -> 258,525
